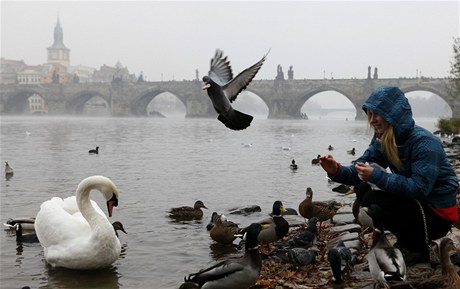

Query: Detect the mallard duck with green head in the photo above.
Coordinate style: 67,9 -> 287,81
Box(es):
253,200 -> 289,251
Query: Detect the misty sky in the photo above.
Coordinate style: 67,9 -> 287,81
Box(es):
1,1 -> 459,82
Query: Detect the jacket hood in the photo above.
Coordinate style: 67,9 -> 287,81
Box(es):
362,86 -> 414,139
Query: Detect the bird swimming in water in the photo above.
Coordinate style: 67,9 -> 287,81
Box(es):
290,159 -> 298,170
89,146 -> 99,154
202,49 -> 268,130
5,161 -> 14,177
168,200 -> 208,220
182,223 -> 266,289
347,148 -> 356,155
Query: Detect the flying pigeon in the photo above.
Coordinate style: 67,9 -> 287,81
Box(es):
202,49 -> 268,130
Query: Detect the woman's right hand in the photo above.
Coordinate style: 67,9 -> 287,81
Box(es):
319,155 -> 339,175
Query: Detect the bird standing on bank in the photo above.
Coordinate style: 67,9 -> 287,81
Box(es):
364,204 -> 406,289
298,187 -> 340,228
327,240 -> 354,283
202,49 -> 268,130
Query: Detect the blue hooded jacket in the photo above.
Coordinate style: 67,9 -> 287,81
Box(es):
330,86 -> 458,221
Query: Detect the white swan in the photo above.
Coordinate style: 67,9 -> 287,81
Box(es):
34,175 -> 121,270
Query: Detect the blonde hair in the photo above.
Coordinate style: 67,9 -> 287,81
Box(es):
367,111 -> 402,169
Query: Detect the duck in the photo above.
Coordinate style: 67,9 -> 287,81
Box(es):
298,187 -> 341,228
327,240 -> 354,283
364,204 -> 406,289
182,223 -> 266,289
4,217 -> 124,238
209,213 -> 240,245
13,223 -> 39,243
4,217 -> 35,231
276,217 -> 318,249
290,159 -> 298,170
252,200 -> 289,253
390,238 -> 460,289
34,175 -> 121,269
347,148 -> 356,155
311,155 -> 320,165
111,221 -> 127,238
88,146 -> 99,154
5,161 -> 14,176
168,200 -> 208,220
328,145 -> 334,151
332,184 -> 353,194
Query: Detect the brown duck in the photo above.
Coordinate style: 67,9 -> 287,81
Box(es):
298,187 -> 340,227
209,213 -> 240,245
168,200 -> 208,220
391,237 -> 460,289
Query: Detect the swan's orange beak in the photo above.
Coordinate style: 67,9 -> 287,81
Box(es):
107,194 -> 118,217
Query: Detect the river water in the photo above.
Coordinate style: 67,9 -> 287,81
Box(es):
0,115 -> 439,289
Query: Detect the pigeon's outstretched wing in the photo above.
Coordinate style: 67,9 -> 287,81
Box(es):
223,50 -> 269,103
208,49 -> 233,86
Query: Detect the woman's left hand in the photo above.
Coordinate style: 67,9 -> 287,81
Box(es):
355,162 -> 374,182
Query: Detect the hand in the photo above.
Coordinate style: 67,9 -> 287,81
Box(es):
355,162 -> 374,182
319,155 -> 338,175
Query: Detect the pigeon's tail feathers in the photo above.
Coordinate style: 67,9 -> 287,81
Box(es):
218,109 -> 253,130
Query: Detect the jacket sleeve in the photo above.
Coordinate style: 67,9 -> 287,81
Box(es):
330,137 -> 388,185
370,137 -> 441,199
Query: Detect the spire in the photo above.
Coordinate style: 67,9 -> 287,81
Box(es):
49,16 -> 68,50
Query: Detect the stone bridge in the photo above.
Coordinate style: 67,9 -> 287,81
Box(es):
0,77 -> 456,119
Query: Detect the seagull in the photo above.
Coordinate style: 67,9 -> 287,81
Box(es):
202,49 -> 268,130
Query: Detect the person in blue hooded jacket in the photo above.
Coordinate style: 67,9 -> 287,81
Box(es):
320,86 -> 458,266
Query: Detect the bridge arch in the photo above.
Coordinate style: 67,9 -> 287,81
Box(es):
131,89 -> 187,116
66,90 -> 110,114
235,90 -> 270,118
3,89 -> 47,114
295,87 -> 359,120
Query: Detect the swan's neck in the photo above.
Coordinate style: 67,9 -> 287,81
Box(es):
77,185 -> 106,228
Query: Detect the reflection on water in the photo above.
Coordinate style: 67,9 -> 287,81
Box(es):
0,116 -> 440,288
44,266 -> 120,289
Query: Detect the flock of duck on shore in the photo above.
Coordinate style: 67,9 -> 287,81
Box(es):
4,134 -> 460,289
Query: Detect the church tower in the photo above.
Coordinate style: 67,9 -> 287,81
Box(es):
47,17 -> 70,67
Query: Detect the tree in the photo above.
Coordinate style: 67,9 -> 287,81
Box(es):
448,37 -> 460,98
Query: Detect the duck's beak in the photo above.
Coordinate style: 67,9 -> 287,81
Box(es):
281,205 -> 287,213
202,83 -> 211,90
107,194 -> 118,217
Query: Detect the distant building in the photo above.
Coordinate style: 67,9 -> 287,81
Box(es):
17,66 -> 43,84
28,93 -> 48,114
92,62 -> 136,83
0,58 -> 25,84
67,65 -> 95,83
1,16 -> 136,85
47,17 -> 70,67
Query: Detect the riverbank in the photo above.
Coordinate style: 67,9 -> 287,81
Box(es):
251,203 -> 460,289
